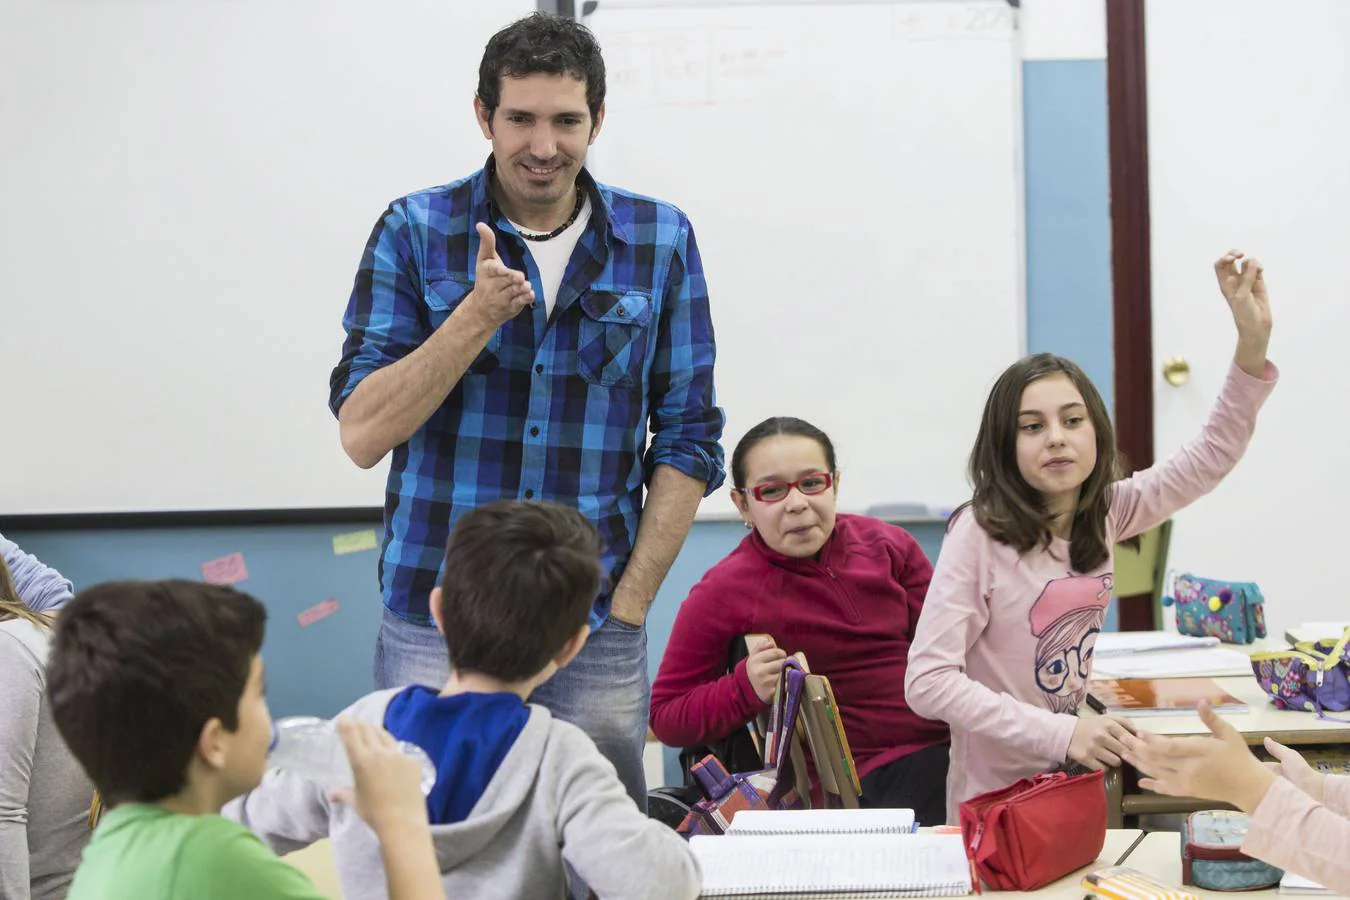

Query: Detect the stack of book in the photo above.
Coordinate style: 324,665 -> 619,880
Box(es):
1091,631 -> 1255,680
691,811 -> 973,898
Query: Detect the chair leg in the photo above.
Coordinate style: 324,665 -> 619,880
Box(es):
1103,765 -> 1124,829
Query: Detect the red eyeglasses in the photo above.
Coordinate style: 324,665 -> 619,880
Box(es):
737,472 -> 834,503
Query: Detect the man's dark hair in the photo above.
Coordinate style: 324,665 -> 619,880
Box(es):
46,580 -> 266,805
477,12 -> 607,127
440,500 -> 602,681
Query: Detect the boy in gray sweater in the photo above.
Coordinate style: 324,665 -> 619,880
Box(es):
227,501 -> 700,900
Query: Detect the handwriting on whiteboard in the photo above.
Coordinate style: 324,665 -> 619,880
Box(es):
892,2 -> 1015,42
604,26 -> 801,108
602,4 -> 1012,109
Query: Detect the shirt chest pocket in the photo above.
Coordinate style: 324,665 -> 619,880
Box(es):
577,290 -> 653,389
425,274 -> 501,374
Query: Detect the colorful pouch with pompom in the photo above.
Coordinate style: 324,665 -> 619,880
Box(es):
1165,573 -> 1267,644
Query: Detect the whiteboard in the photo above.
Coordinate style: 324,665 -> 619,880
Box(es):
0,0 -> 534,515
585,0 -> 1026,517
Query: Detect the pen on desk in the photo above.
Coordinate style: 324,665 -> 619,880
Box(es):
1084,693 -> 1107,714
1113,831 -> 1147,865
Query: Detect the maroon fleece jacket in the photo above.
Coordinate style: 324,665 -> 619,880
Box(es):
650,514 -> 950,779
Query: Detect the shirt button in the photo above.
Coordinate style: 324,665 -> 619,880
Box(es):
534,364 -> 544,375
617,307 -> 627,317
529,426 -> 540,437
524,489 -> 535,499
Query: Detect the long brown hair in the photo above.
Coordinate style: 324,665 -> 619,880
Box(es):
952,353 -> 1122,573
0,556 -> 52,630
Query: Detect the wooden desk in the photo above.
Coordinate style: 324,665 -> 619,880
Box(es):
986,829 -> 1144,899
1118,832 -> 1244,898
1116,832 -> 1276,899
1090,676 -> 1350,826
283,839 -> 341,899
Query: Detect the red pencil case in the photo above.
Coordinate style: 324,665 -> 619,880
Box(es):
960,770 -> 1107,890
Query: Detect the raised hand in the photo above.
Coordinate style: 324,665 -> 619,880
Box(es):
331,719 -> 442,899
328,717 -> 430,835
465,223 -> 535,330
1214,250 -> 1272,376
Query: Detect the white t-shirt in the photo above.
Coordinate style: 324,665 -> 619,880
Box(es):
511,194 -> 592,320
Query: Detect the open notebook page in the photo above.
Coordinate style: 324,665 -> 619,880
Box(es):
691,832 -> 973,897
1091,646 -> 1254,679
727,809 -> 916,835
1093,632 -> 1220,656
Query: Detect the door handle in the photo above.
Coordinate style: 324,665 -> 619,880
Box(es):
1162,356 -> 1190,386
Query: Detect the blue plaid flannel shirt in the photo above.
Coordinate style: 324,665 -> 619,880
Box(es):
329,161 -> 725,628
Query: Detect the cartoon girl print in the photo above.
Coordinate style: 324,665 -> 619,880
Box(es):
1029,574 -> 1113,713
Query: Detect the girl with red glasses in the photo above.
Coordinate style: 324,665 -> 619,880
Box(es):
649,417 -> 951,825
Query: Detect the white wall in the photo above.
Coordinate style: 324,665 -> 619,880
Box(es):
0,0 -> 535,515
1020,0 -> 1106,61
1146,0 -> 1350,641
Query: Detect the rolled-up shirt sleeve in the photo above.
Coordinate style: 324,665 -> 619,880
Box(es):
643,218 -> 725,493
328,200 -> 427,415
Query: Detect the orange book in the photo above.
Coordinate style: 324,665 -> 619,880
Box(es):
1086,677 -> 1248,717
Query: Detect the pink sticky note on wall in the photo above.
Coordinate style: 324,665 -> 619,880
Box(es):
201,552 -> 248,585
298,598 -> 340,628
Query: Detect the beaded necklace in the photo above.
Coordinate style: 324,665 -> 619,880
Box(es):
515,185 -> 585,242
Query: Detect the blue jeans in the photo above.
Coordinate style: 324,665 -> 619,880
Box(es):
373,607 -> 651,813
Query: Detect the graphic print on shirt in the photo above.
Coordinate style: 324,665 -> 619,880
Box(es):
1028,574 -> 1112,713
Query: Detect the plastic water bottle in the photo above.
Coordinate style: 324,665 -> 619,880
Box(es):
267,717 -> 437,795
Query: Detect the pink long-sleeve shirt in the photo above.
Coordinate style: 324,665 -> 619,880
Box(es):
905,361 -> 1278,824
1245,774 -> 1350,894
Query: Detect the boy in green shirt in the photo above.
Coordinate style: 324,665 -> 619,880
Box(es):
45,580 -> 444,900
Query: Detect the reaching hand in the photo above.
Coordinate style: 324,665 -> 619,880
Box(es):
1263,737 -> 1326,803
328,718 -> 429,836
1067,714 -> 1138,769
745,636 -> 788,703
1120,700 -> 1275,812
1214,250 -> 1272,375
465,223 -> 535,330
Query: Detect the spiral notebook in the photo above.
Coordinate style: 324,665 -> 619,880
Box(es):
727,809 -> 917,836
691,832 -> 973,898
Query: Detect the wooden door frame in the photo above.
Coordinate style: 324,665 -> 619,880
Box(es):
1106,0 -> 1156,631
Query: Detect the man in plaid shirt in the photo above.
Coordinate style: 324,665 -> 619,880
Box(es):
328,13 -> 724,811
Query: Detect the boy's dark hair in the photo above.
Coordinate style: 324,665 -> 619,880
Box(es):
46,580 -> 266,806
477,12 -> 607,128
953,352 -> 1124,572
731,416 -> 838,489
440,500 -> 601,682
